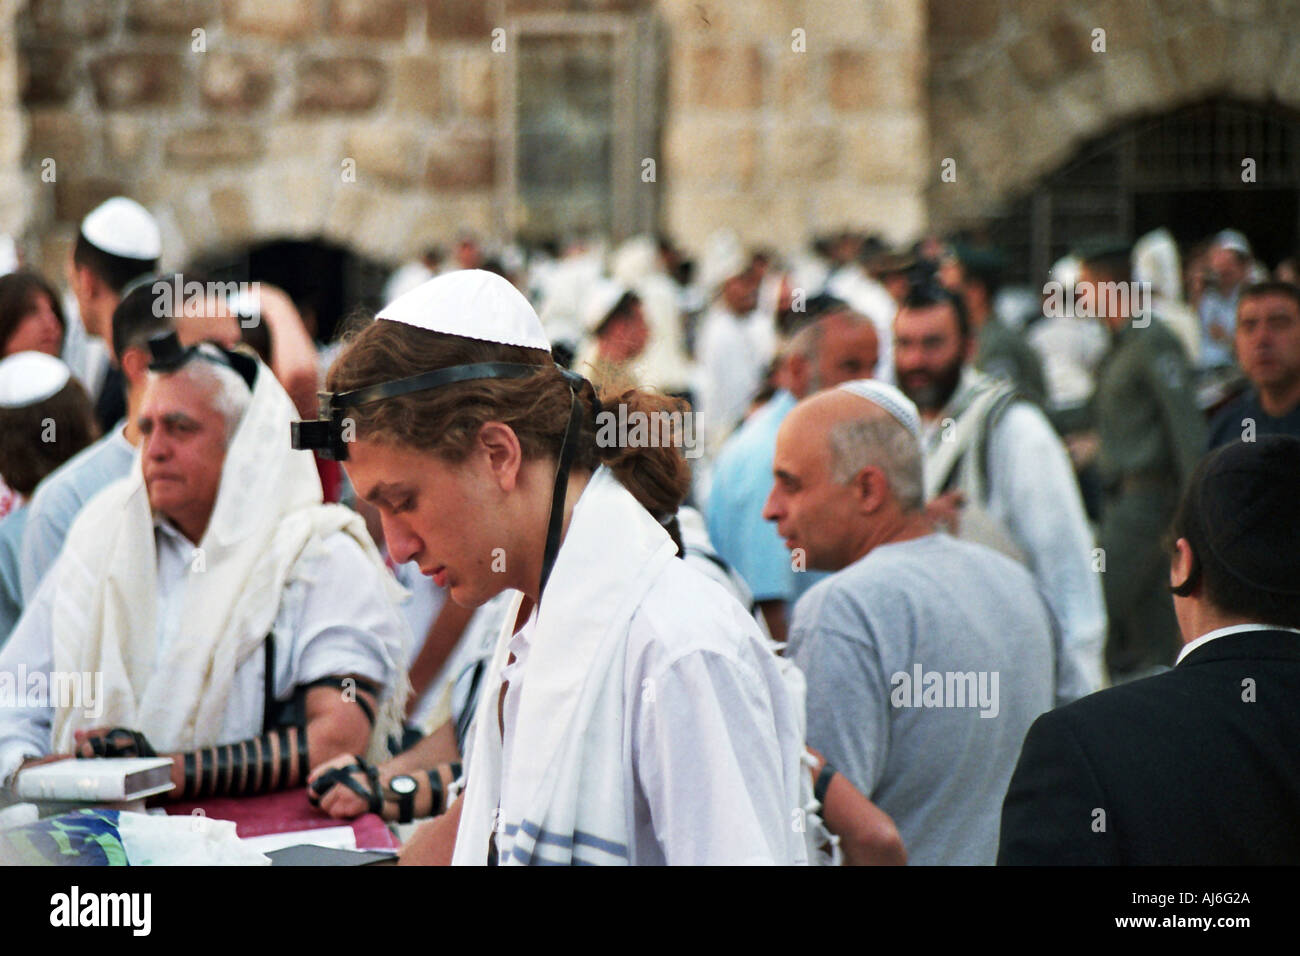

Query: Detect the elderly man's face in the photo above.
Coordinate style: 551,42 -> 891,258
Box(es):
763,399 -> 865,571
138,373 -> 229,541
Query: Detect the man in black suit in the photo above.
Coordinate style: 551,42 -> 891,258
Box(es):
998,435 -> 1300,865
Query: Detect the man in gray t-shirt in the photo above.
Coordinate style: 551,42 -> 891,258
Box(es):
764,380 -> 1056,865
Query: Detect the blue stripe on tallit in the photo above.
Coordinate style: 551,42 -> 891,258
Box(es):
506,818 -> 629,864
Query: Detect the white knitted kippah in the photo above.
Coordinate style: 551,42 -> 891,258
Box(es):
835,378 -> 922,440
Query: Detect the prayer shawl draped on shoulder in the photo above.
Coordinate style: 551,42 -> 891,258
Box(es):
454,466 -> 677,866
49,361 -> 409,761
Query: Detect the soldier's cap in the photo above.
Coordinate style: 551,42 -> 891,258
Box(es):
1073,235 -> 1133,266
1213,229 -> 1252,258
865,249 -> 918,278
1193,435 -> 1300,596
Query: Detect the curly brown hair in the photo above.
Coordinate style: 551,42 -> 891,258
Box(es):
325,319 -> 692,522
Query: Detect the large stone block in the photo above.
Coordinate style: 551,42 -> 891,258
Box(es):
22,45 -> 79,105
663,119 -> 758,187
54,175 -> 126,222
90,53 -> 184,109
829,47 -> 920,111
841,112 -> 927,186
1225,25 -> 1284,100
684,44 -> 763,110
426,0 -> 493,41
127,0 -> 218,34
424,130 -> 496,190
928,0 -> 1001,44
103,115 -> 152,165
451,50 -> 497,119
296,58 -> 387,112
25,109 -> 87,163
392,56 -> 447,117
764,122 -> 839,182
209,185 -> 252,241
201,54 -> 273,111
23,0 -> 113,38
223,0 -> 316,39
164,124 -> 266,168
330,0 -> 408,39
1165,22 -> 1229,94
343,124 -> 424,188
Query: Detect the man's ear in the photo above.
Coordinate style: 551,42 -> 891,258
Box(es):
852,465 -> 887,514
119,345 -> 149,385
477,421 -> 523,492
1169,536 -> 1199,596
786,353 -> 811,397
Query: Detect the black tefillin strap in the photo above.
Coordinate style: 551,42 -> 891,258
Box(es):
146,330 -> 259,389
291,360 -> 592,603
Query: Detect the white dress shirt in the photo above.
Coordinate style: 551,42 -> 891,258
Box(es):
1176,622 -> 1300,665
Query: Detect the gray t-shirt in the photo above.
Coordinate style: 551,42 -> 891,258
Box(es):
791,533 -> 1055,865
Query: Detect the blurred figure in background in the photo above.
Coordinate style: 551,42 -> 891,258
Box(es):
0,271 -> 65,359
0,353 -> 98,643
63,198 -> 162,434
1078,238 -> 1206,682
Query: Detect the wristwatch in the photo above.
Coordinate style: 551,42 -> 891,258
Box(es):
388,774 -> 419,824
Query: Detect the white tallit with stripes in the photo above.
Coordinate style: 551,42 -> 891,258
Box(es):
453,466 -> 676,865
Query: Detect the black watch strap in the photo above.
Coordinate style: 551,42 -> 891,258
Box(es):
814,762 -> 836,805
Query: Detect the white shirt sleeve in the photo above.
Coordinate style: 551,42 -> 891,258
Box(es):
630,637 -> 795,865
0,568 -> 59,787
988,404 -> 1107,701
283,532 -> 405,693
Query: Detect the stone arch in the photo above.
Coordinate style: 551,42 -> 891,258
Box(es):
927,0 -> 1300,231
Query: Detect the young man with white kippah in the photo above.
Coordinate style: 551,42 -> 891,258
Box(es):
63,197 -> 162,433
764,380 -> 1057,864
306,269 -> 809,864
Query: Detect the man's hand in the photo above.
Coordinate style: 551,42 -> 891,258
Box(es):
308,753 -> 384,819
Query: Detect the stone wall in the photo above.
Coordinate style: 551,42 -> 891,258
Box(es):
927,0 -> 1300,230
657,0 -> 929,255
16,0 -> 932,272
19,0 -> 515,274
1,0 -> 27,240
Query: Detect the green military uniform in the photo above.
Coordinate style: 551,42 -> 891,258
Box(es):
975,320 -> 1048,410
1092,319 -> 1207,679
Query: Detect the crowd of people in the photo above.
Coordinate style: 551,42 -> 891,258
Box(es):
0,193 -> 1297,865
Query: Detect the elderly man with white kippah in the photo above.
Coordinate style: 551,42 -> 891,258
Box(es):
763,380 -> 1057,865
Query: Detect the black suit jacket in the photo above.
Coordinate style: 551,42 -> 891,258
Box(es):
998,628 -> 1300,865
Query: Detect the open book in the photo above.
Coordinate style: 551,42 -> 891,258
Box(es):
15,757 -> 175,803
